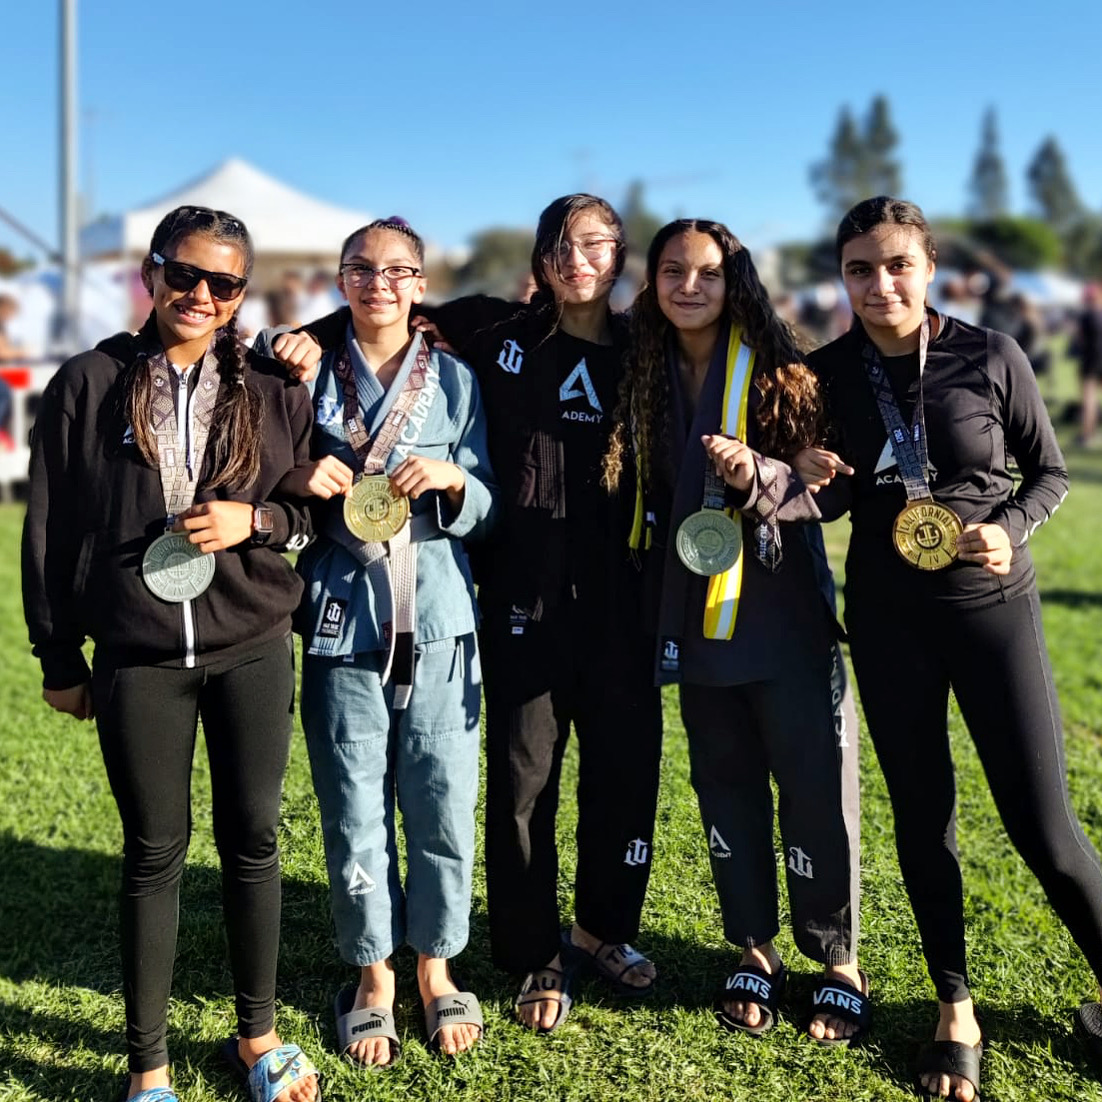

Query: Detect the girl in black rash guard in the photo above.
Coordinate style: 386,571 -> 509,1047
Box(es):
799,195 -> 1102,1101
22,207 -> 318,1102
275,195 -> 663,1033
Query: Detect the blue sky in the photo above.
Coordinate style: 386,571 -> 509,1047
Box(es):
2,0 -> 1100,262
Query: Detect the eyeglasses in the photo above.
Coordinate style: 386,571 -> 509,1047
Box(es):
546,236 -> 619,263
150,252 -> 247,301
339,264 -> 422,289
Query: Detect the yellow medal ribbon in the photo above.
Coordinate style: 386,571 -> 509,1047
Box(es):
702,328 -> 756,640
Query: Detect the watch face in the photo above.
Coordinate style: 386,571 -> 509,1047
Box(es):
253,505 -> 275,536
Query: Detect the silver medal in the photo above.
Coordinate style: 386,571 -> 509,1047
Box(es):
142,532 -> 215,602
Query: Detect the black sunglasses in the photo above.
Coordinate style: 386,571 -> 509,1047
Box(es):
150,252 -> 247,301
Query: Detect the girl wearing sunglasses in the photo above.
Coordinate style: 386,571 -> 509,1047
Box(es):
257,218 -> 497,1067
23,205 -> 319,1102
276,195 -> 663,1033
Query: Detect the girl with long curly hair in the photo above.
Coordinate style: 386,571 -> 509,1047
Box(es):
604,218 -> 868,1046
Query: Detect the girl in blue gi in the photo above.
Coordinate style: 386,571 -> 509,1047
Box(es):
275,218 -> 497,1066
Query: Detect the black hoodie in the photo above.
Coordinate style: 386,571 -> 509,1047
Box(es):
22,331 -> 314,689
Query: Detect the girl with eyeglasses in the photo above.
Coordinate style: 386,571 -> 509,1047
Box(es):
603,219 -> 867,1045
278,195 -> 664,1033
800,195 -> 1102,1100
22,205 -> 319,1102
257,218 -> 497,1067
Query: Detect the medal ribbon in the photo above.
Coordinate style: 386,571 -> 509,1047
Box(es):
147,348 -> 221,524
861,312 -> 934,502
332,332 -> 432,475
702,327 -> 755,640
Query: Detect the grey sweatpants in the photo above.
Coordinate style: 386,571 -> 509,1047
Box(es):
681,643 -> 860,966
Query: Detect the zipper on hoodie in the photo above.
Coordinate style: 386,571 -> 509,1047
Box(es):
175,366 -> 198,668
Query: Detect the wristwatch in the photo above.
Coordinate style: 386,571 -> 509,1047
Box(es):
250,503 -> 275,545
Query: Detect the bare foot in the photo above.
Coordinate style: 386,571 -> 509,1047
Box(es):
721,943 -> 783,1031
807,963 -> 867,1042
346,959 -> 397,1068
126,1066 -> 171,1099
417,955 -> 481,1055
569,922 -> 656,990
237,1031 -> 318,1102
516,953 -> 570,1031
920,999 -> 983,1101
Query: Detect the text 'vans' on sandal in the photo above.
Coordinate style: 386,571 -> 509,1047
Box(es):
220,1037 -> 320,1102
515,966 -> 574,1034
714,963 -> 787,1037
333,984 -> 401,1069
560,931 -> 656,999
915,1039 -> 984,1101
805,968 -> 872,1047
423,991 -> 484,1054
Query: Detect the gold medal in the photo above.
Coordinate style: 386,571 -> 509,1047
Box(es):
892,498 -> 963,571
344,474 -> 409,542
676,510 -> 742,576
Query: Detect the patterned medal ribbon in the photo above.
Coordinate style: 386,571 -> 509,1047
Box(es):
141,348 -> 222,602
148,348 -> 221,519
331,332 -> 432,476
861,312 -> 963,569
860,312 -> 934,502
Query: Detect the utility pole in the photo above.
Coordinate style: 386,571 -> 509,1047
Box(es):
58,0 -> 79,353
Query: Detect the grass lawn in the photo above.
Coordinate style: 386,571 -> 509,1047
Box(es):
2,352 -> 1102,1100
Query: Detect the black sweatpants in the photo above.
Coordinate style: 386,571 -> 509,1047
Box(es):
847,586 -> 1102,1003
480,601 -> 663,975
681,643 -> 860,966
92,635 -> 295,1072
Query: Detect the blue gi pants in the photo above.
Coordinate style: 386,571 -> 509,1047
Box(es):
302,634 -> 480,964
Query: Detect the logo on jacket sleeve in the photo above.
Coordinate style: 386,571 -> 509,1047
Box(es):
497,339 -> 524,374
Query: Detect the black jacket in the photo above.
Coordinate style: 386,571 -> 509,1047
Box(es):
22,332 -> 313,689
808,314 -> 1068,610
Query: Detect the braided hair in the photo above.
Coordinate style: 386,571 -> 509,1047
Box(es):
125,205 -> 263,490
339,216 -> 426,266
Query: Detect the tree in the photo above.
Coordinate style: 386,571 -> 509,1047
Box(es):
1026,136 -> 1084,236
864,95 -> 902,198
454,227 -> 534,292
967,108 -> 1009,219
968,216 -> 1063,270
810,97 -> 903,225
619,181 -> 663,258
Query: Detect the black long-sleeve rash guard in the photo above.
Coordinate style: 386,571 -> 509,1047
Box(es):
807,314 -> 1068,609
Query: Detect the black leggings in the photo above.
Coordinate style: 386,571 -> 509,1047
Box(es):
92,635 -> 295,1072
847,587 -> 1102,1003
480,603 -> 663,975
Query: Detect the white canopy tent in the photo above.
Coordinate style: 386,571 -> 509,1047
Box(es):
79,158 -> 373,279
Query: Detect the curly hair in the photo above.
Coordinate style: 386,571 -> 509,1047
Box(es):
603,219 -> 821,493
127,205 -> 263,490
